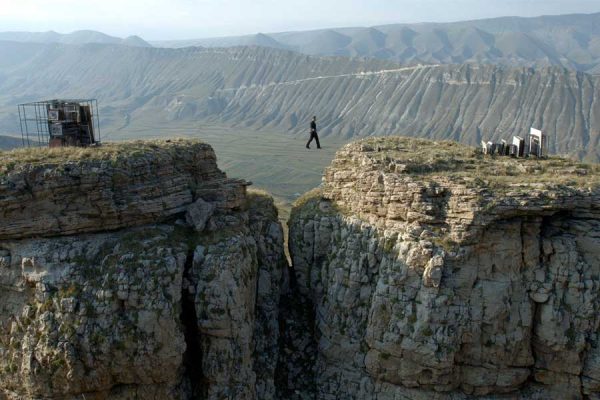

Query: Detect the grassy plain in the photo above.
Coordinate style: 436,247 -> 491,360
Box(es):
108,123 -> 350,204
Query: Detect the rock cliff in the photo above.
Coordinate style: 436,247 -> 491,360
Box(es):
2,137 -> 600,400
0,140 -> 287,399
286,137 -> 600,399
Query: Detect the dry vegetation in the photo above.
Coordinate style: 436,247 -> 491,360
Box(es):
350,137 -> 600,189
292,188 -> 325,210
0,139 -> 201,165
0,139 -> 204,172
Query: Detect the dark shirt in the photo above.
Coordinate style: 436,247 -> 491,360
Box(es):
311,120 -> 317,133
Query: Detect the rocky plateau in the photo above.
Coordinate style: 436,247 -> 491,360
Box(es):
286,137 -> 600,399
1,137 -> 599,399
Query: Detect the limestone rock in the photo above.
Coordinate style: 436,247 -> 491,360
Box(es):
423,254 -> 444,288
186,198 -> 216,232
0,139 -> 247,240
284,137 -> 600,399
0,227 -> 189,399
0,141 -> 286,400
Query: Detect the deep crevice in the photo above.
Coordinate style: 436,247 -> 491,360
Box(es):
181,246 -> 204,398
274,266 -> 318,399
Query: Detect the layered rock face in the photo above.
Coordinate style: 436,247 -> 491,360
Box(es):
3,137 -> 600,400
287,137 -> 600,399
0,140 -> 286,399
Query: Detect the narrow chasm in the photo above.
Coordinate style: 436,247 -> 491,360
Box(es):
181,246 -> 205,398
275,267 -> 319,399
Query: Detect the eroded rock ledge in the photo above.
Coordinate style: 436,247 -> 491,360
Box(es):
0,140 -> 246,240
0,140 -> 287,400
2,137 -> 600,400
286,137 -> 600,399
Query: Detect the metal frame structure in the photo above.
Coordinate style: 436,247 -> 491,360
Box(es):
18,99 -> 101,147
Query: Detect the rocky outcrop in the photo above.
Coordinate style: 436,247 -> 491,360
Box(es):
3,136 -> 600,400
0,140 -> 246,240
286,137 -> 600,399
0,140 -> 286,399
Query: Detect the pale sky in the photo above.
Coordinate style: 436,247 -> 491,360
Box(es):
0,0 -> 599,40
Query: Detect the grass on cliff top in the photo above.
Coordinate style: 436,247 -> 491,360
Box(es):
0,138 -> 204,171
246,188 -> 280,220
348,137 -> 600,188
289,187 -> 348,222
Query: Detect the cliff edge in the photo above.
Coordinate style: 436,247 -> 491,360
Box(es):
286,137 -> 600,399
0,140 -> 287,399
2,137 -> 600,400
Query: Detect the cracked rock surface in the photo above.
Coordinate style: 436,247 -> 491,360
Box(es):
0,140 -> 286,400
285,137 -> 600,399
2,136 -> 600,400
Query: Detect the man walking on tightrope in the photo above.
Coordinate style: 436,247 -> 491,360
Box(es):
306,116 -> 321,149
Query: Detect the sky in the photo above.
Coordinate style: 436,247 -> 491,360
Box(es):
0,0 -> 599,40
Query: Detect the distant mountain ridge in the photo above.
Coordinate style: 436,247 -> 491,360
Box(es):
0,30 -> 152,47
153,12 -> 600,74
0,135 -> 24,150
0,43 -> 597,161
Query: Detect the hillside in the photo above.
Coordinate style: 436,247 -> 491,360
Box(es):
0,43 -> 598,161
0,30 -> 151,47
153,12 -> 600,74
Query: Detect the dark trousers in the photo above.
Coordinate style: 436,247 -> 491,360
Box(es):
307,131 -> 321,148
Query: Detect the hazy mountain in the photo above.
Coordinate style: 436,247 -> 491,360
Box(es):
0,42 -> 597,161
157,33 -> 287,50
0,30 -> 152,47
0,135 -> 24,150
152,12 -> 600,74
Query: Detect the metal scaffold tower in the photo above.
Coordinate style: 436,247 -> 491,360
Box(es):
18,99 -> 101,147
